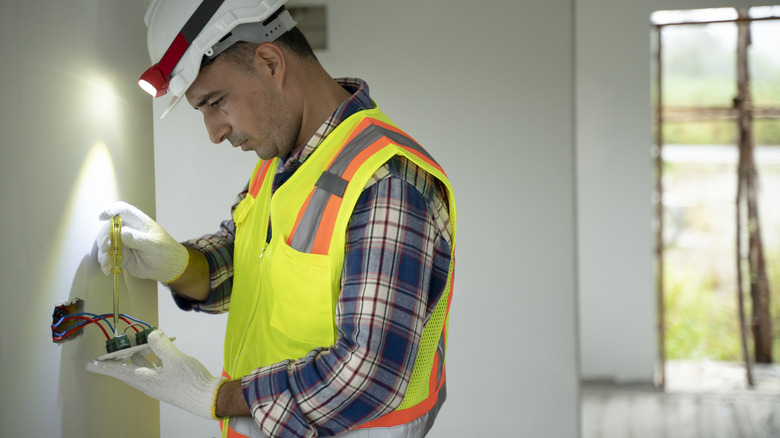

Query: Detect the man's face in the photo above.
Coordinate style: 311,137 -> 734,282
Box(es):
185,54 -> 300,159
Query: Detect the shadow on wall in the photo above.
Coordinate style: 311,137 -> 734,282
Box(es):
57,243 -> 159,437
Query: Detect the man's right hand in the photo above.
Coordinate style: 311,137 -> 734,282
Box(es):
97,201 -> 188,283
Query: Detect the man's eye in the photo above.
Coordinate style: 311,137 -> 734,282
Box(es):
211,98 -> 223,108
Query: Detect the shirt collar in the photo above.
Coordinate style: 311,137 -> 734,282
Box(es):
278,77 -> 374,172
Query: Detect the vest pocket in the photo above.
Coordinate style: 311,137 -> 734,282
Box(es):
269,239 -> 336,348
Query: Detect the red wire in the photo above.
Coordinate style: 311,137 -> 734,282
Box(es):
90,314 -> 142,333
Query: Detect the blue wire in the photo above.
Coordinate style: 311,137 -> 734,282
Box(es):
52,319 -> 102,337
118,314 -> 152,329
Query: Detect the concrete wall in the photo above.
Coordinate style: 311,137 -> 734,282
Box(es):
0,0 -> 158,437
576,0 -> 776,383
154,0 -> 580,437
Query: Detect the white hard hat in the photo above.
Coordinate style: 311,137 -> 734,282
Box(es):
139,0 -> 296,117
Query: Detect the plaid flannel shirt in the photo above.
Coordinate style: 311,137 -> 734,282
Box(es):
176,78 -> 453,437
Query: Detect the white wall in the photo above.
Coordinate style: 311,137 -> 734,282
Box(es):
576,0 -> 775,382
0,1 -> 158,437
154,0 -> 580,437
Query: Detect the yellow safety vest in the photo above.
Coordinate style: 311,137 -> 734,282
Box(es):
220,108 -> 456,436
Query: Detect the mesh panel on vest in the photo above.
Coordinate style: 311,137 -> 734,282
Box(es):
398,282 -> 449,409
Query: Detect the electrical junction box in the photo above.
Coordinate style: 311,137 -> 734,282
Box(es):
51,298 -> 85,343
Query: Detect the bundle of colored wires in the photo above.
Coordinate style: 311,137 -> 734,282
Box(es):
51,312 -> 152,341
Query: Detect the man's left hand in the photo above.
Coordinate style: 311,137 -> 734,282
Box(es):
86,330 -> 227,420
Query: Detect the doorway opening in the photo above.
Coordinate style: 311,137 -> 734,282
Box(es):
651,6 -> 780,390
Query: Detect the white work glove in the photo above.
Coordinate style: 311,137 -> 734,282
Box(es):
86,330 -> 227,420
97,201 -> 188,283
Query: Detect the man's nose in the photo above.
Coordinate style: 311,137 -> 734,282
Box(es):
204,114 -> 229,144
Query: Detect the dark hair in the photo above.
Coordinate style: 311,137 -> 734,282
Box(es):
262,6 -> 317,60
274,27 -> 317,61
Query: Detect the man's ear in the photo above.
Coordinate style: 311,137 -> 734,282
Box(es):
253,42 -> 286,88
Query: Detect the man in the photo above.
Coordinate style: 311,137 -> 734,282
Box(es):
88,1 -> 456,437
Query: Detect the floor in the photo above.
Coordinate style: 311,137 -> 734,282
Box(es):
581,361 -> 780,438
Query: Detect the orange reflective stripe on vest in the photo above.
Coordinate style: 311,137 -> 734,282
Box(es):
248,158 -> 275,198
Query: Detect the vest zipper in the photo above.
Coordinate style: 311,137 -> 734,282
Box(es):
257,241 -> 268,262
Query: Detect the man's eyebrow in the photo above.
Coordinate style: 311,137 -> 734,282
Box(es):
194,90 -> 222,108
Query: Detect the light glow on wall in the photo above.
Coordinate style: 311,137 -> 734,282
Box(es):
35,141 -> 120,435
45,141 -> 119,305
82,76 -> 121,124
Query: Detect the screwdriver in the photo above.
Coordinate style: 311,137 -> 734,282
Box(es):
109,215 -> 122,338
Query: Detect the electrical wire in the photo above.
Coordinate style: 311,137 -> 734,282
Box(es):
52,316 -> 110,341
118,314 -> 152,329
52,312 -> 152,331
52,317 -> 106,341
51,312 -> 152,340
116,315 -> 141,333
52,316 -> 109,339
124,323 -> 148,335
52,312 -> 114,333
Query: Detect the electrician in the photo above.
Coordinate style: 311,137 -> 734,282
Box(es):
88,1 -> 456,437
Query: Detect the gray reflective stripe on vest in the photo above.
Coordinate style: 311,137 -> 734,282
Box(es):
436,331 -> 446,387
289,121 -> 437,253
289,185 -> 334,253
316,171 -> 349,197
286,170 -> 350,253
